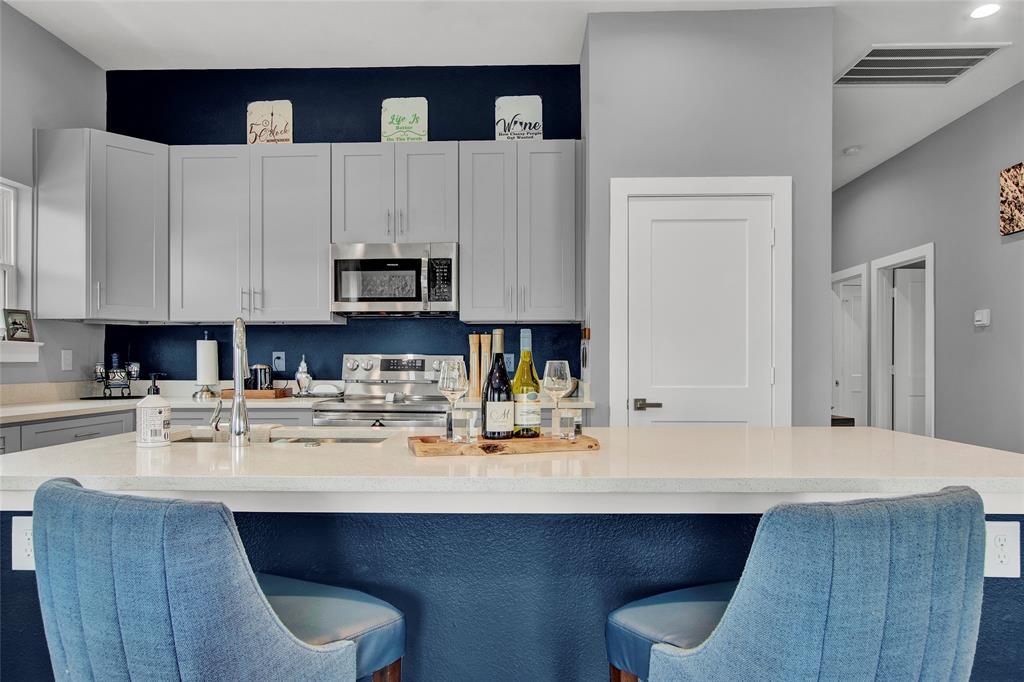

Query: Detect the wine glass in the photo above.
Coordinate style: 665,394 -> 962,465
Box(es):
438,359 -> 469,442
542,360 -> 573,439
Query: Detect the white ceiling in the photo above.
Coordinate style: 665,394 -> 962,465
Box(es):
7,0 -> 1024,187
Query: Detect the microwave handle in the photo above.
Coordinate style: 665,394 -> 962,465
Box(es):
421,252 -> 430,311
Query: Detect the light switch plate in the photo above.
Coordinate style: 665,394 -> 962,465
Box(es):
61,349 -> 73,371
272,352 -> 286,372
11,516 -> 34,571
984,521 -> 1020,578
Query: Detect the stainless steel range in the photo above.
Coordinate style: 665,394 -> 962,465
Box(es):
312,353 -> 462,427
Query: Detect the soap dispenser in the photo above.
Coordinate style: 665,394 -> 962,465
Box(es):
295,355 -> 313,396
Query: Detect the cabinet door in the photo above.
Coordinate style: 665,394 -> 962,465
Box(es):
89,131 -> 169,321
246,409 -> 313,427
331,143 -> 395,244
517,140 -> 577,322
396,142 -> 459,243
169,146 -> 251,321
250,144 -> 332,322
20,413 -> 132,451
458,142 -> 518,322
0,426 -> 21,455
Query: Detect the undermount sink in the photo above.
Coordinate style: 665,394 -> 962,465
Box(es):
270,436 -> 388,445
172,427 -> 389,445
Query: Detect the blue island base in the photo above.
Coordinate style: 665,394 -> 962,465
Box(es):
2,512 -> 1021,681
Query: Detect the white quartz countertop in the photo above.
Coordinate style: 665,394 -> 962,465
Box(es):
1,426 -> 1021,514
0,396 -> 595,424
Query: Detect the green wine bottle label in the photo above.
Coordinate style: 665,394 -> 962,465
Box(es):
514,393 -> 542,427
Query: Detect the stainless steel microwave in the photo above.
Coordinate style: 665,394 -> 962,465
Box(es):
330,242 -> 458,315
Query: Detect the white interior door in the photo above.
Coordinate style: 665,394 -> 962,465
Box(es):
832,281 -> 866,424
893,268 -> 927,435
627,195 -> 774,426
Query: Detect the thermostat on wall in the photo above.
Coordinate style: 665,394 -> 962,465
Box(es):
973,309 -> 991,327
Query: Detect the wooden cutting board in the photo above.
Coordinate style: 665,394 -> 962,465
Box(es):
408,434 -> 599,457
220,387 -> 293,399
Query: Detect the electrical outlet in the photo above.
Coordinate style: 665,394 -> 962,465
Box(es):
61,349 -> 73,371
984,521 -> 1020,578
11,516 -> 34,571
272,352 -> 286,372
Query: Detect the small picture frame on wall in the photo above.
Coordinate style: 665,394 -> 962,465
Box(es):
1000,161 -> 1023,236
3,308 -> 35,342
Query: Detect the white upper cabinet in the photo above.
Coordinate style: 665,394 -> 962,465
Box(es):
169,144 -> 331,323
517,140 -> 576,321
395,142 -> 459,243
331,143 -> 395,244
36,129 -> 168,321
169,146 -> 250,322
459,139 -> 579,323
459,141 -> 518,322
331,141 -> 458,245
249,144 -> 332,322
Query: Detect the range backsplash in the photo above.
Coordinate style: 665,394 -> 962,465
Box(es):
104,319 -> 582,383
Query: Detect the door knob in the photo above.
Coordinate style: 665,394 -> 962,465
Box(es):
633,398 -> 663,411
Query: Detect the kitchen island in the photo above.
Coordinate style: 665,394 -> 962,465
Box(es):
2,426 -> 1022,682
1,426 -> 1022,513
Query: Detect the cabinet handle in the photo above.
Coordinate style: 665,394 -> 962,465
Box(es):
74,432 -> 102,439
399,210 -> 405,235
507,284 -> 513,313
240,288 -> 249,312
95,281 -> 102,310
386,209 -> 392,235
254,288 -> 263,311
520,284 -> 526,311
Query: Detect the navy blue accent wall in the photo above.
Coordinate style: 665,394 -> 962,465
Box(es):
104,65 -> 582,378
3,512 -> 1022,681
106,65 -> 580,144
105,319 -> 581,381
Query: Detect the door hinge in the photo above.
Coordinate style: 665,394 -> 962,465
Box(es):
770,229 -> 776,247
889,365 -> 896,375
770,366 -> 776,385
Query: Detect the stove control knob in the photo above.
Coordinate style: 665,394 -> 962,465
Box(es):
361,360 -> 374,371
345,359 -> 360,371
431,360 -> 442,371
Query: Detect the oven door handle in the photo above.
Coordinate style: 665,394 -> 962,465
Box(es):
421,252 -> 430,312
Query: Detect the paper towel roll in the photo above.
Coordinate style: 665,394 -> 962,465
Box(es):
196,339 -> 219,385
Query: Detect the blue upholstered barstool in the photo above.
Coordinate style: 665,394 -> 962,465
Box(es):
32,478 -> 404,682
607,487 -> 985,682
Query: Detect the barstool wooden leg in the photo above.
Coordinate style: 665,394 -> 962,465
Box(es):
372,658 -> 402,682
609,664 -> 638,682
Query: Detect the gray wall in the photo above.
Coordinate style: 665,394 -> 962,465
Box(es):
1,2 -> 106,186
582,8 -> 834,425
0,2 -> 106,384
834,83 -> 1024,453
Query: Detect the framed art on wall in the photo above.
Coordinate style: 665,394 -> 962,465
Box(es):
1000,161 -> 1023,236
3,308 -> 34,341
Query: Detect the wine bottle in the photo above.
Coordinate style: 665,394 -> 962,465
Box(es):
512,329 -> 542,438
481,329 -> 514,440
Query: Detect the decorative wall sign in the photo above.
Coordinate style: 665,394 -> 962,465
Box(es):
247,100 -> 293,144
382,97 -> 428,141
495,95 -> 543,140
999,161 -> 1023,236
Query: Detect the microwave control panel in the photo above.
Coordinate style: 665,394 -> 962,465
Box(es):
428,259 -> 453,302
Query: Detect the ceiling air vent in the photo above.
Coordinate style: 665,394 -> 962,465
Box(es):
835,44 -> 1006,86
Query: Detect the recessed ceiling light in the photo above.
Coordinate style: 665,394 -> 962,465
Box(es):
842,145 -> 862,156
970,4 -> 1001,19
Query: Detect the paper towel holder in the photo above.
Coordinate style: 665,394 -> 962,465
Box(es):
193,331 -> 220,401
